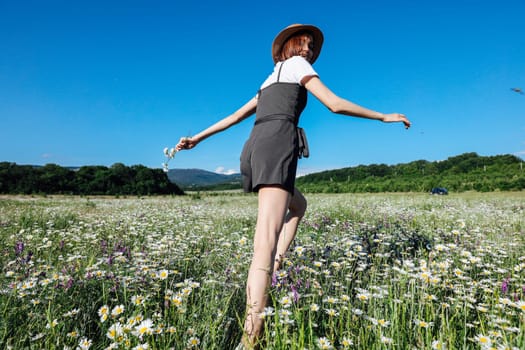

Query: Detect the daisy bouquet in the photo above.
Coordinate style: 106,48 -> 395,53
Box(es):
162,147 -> 177,173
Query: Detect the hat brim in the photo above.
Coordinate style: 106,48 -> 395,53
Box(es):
272,24 -> 324,64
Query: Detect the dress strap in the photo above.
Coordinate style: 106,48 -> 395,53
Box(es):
277,61 -> 285,82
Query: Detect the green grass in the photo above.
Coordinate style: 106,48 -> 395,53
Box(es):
0,193 -> 524,349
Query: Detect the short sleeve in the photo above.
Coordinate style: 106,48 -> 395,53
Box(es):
287,56 -> 318,85
259,56 -> 319,90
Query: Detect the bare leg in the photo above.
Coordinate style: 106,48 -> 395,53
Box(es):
242,186 -> 291,348
273,187 -> 307,272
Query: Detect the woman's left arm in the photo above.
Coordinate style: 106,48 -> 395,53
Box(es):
176,97 -> 258,151
303,76 -> 411,129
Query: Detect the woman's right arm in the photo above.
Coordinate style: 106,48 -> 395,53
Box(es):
304,76 -> 411,128
176,96 -> 258,151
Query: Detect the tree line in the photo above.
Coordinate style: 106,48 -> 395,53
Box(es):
295,152 -> 525,193
3,153 -> 523,195
0,162 -> 184,195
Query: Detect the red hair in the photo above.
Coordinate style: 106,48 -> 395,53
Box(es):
277,32 -> 313,62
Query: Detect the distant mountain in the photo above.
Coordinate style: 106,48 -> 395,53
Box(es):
167,168 -> 242,189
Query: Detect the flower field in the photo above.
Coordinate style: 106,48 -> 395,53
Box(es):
0,192 -> 524,349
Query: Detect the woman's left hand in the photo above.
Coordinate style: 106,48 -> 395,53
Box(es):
175,136 -> 198,151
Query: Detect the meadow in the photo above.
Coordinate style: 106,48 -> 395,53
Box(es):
0,192 -> 523,349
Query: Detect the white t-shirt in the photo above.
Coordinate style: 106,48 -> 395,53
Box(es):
259,56 -> 318,90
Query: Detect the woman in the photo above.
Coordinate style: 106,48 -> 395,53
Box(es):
175,24 -> 411,349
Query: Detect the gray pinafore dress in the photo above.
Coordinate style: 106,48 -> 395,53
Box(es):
240,62 -> 308,194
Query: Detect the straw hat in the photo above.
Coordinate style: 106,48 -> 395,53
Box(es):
272,24 -> 324,64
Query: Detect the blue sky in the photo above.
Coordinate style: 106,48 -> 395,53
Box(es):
1,0 -> 524,175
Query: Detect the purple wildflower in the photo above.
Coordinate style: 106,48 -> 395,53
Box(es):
501,277 -> 510,294
291,284 -> 300,302
15,241 -> 24,255
271,272 -> 277,287
64,278 -> 74,290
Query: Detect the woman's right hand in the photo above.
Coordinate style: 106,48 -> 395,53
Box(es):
175,136 -> 198,151
381,113 -> 411,129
